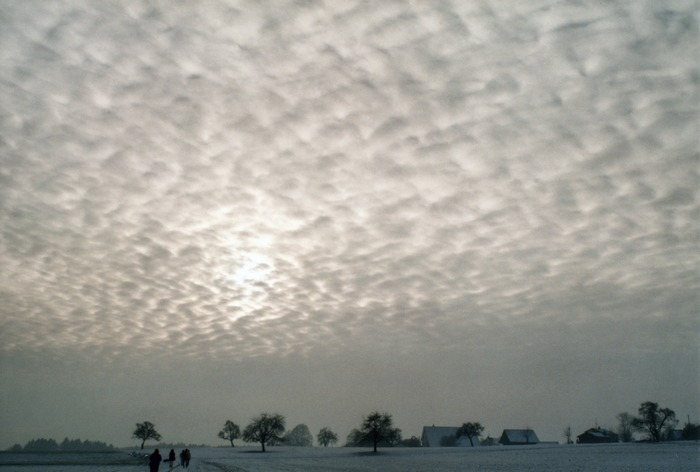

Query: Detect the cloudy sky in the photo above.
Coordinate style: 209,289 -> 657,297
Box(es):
1,0 -> 698,448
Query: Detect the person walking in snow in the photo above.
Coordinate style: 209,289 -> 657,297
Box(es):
149,448 -> 162,472
183,448 -> 191,469
179,449 -> 186,468
167,449 -> 176,469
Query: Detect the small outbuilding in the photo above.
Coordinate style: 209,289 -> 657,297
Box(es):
499,429 -> 539,445
421,426 -> 480,447
576,427 -> 619,444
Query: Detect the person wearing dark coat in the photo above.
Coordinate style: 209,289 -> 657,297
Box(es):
149,448 -> 162,472
167,449 -> 176,468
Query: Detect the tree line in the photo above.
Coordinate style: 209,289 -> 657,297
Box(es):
134,401 -> 700,453
217,411 -> 411,452
129,400 -> 700,453
7,437 -> 116,452
614,401 -> 699,442
10,400 -> 696,453
134,411 -> 403,452
134,411 -> 480,453
562,400 -> 700,444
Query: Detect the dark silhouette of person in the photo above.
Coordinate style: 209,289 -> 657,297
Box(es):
179,449 -> 186,468
168,449 -> 176,468
183,448 -> 191,468
149,448 -> 162,472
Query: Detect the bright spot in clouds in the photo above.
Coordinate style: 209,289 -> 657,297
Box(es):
229,252 -> 274,289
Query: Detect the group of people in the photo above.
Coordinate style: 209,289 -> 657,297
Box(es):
148,447 -> 191,471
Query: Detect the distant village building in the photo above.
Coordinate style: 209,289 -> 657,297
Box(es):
421,426 -> 480,447
499,429 -> 539,445
576,427 -> 619,444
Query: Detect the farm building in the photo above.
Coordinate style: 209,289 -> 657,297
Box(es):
576,427 -> 619,444
421,426 -> 480,447
499,429 -> 539,445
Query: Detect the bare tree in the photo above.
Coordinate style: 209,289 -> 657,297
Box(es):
385,426 -> 403,447
632,401 -> 676,442
284,424 -> 313,446
317,427 -> 338,447
360,411 -> 397,453
132,421 -> 161,450
242,413 -> 285,452
345,429 -> 364,447
616,412 -> 634,442
217,420 -> 241,447
563,425 -> 573,444
456,422 -> 484,446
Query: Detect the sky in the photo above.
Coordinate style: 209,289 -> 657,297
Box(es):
0,0 -> 698,449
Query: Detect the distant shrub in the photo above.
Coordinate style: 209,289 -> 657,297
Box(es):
400,436 -> 422,447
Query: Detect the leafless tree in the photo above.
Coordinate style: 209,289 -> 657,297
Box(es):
217,420 -> 241,447
360,411 -> 398,452
284,424 -> 313,446
456,422 -> 484,446
132,421 -> 161,450
242,413 -> 285,452
563,425 -> 573,444
317,427 -> 338,447
632,401 -> 676,442
616,412 -> 634,442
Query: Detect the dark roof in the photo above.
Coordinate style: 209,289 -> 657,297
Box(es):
576,427 -> 619,443
577,428 -> 617,439
500,429 -> 539,444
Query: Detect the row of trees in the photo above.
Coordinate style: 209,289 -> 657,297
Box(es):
216,414 -> 339,451
617,401 -> 699,442
136,412 -> 401,453
134,401 -> 697,452
135,415 -> 339,452
220,413 -> 479,452
7,437 -> 116,452
563,401 -> 699,444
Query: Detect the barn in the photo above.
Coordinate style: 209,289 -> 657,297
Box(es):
576,427 -> 619,443
499,429 -> 539,445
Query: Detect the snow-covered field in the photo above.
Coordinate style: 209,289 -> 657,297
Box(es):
1,443 -> 698,471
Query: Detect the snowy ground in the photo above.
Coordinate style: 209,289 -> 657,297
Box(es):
1,443 -> 698,471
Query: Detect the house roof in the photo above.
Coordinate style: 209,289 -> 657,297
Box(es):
577,428 -> 617,439
500,429 -> 539,444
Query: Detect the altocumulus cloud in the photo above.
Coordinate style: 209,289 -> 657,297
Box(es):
0,0 -> 698,446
